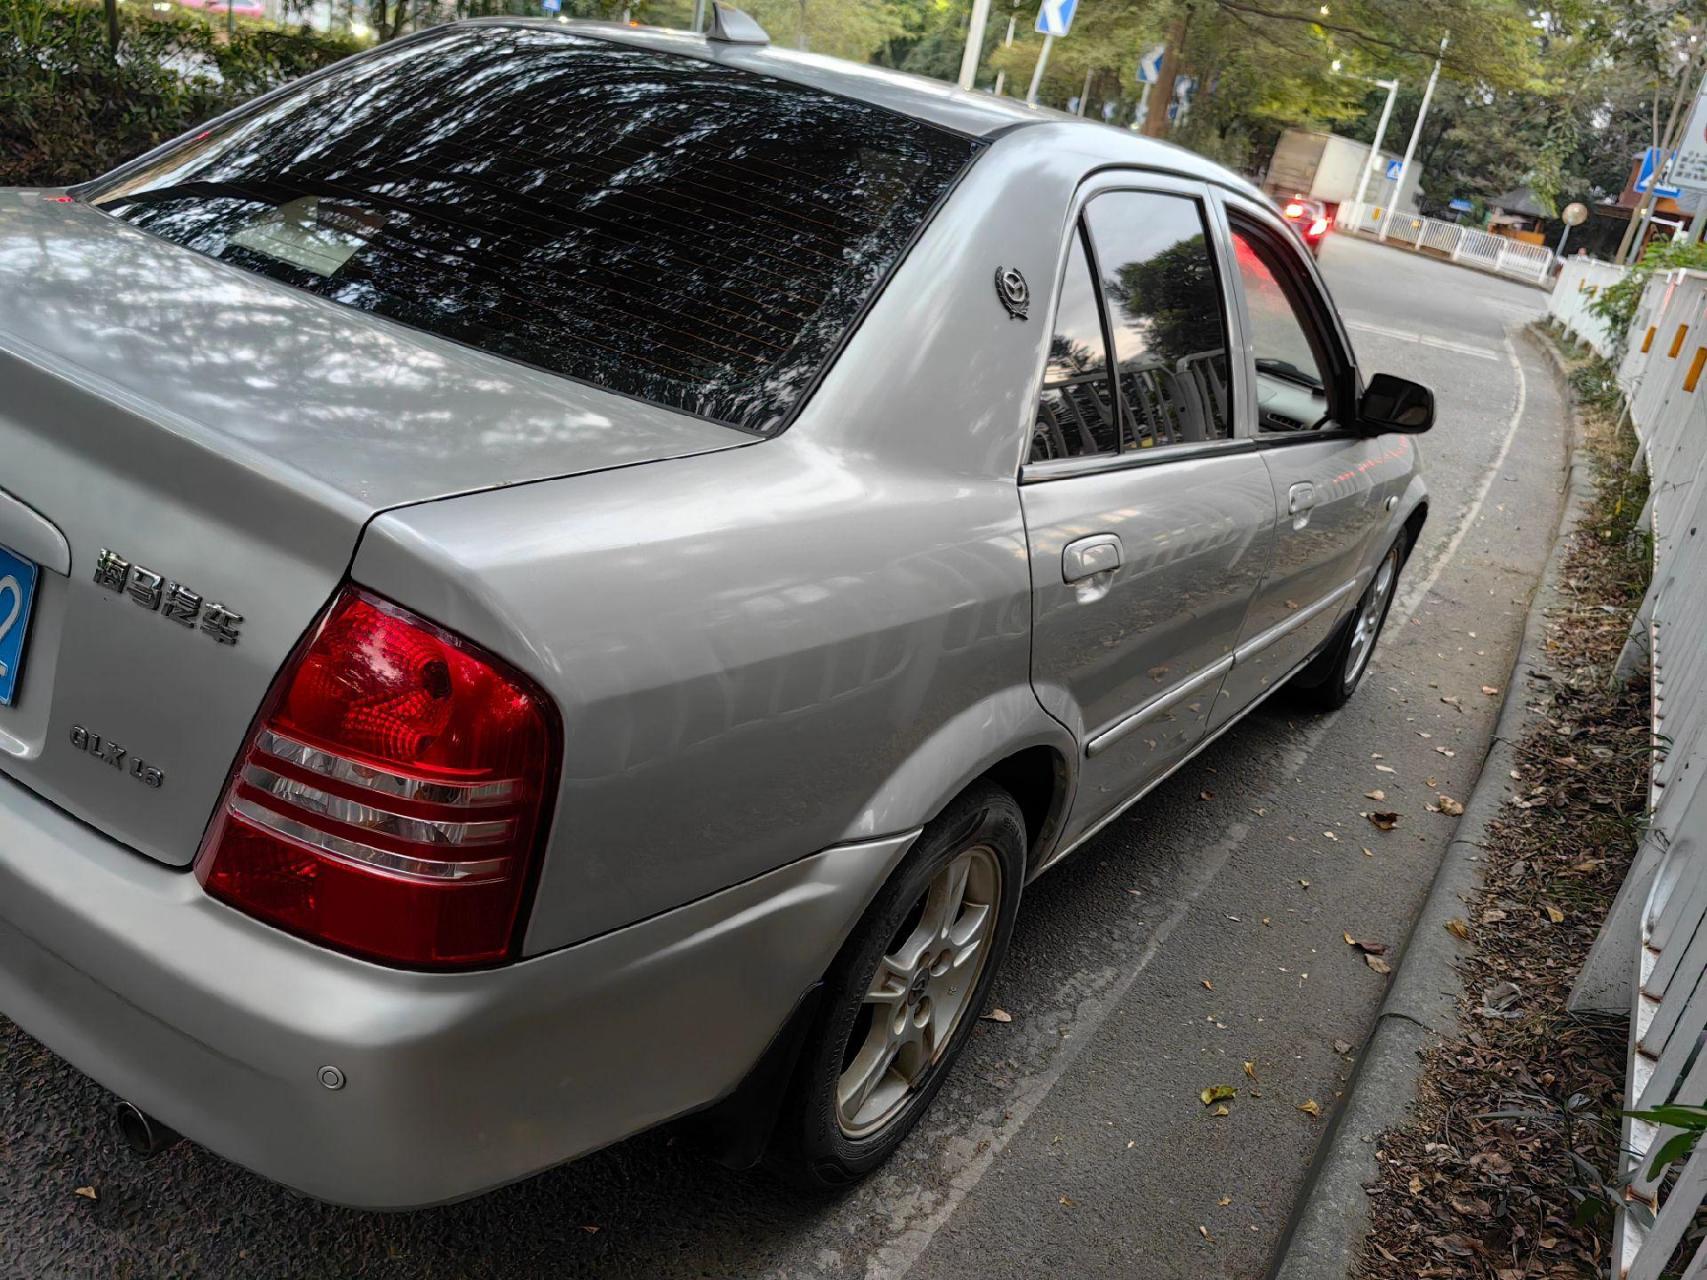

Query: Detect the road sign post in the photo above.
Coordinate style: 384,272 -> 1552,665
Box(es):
1025,0 -> 1078,107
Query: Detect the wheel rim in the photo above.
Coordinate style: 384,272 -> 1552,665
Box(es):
1345,545 -> 1399,689
836,846 -> 1002,1138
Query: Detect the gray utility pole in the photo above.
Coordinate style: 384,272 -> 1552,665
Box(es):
992,5 -> 1018,95
691,0 -> 704,33
1380,32 -> 1448,242
1026,34 -> 1054,106
1075,66 -> 1092,115
958,0 -> 994,91
1346,77 -> 1399,233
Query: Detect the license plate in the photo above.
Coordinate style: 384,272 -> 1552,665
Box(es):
0,543 -> 39,706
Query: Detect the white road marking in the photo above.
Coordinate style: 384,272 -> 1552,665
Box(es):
873,811 -> 1288,1280
862,327 -> 1534,1280
1390,325 -> 1529,629
1346,319 -> 1500,361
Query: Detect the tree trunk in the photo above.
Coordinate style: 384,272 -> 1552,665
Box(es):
103,0 -> 119,56
1141,16 -> 1188,139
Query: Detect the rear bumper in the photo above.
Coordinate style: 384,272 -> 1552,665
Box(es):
0,772 -> 912,1208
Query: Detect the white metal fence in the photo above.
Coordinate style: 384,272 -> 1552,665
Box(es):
1334,202 -> 1556,285
1554,266 -> 1707,1279
1549,257 -> 1628,362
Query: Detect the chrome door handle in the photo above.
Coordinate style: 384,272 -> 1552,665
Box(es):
1062,534 -> 1122,584
1287,481 -> 1316,515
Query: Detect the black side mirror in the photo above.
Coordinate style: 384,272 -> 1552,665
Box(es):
1358,373 -> 1434,434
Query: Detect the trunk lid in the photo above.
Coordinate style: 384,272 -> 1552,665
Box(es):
0,190 -> 746,867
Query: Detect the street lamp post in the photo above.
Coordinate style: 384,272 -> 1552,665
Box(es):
1380,32 -> 1449,242
957,0 -> 994,92
1347,77 -> 1399,234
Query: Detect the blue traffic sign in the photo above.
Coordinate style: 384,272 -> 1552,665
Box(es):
541,0 -> 560,10
1636,146 -> 1683,199
1136,44 -> 1165,84
1036,0 -> 1079,38
1448,197 -> 1473,213
1385,158 -> 1403,181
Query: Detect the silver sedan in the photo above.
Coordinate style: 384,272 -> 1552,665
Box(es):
0,12 -> 1428,1206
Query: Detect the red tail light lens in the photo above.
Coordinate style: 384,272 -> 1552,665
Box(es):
195,587 -> 559,969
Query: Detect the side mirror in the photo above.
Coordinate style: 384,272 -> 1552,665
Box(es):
1358,373 -> 1434,434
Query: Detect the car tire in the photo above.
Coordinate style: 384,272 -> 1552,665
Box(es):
1295,532 -> 1405,712
765,781 -> 1026,1190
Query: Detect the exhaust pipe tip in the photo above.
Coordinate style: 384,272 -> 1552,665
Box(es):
114,1101 -> 180,1158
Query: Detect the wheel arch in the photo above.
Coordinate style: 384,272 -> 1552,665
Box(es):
833,685 -> 1078,876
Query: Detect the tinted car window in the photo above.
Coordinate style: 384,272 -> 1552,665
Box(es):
1030,229 -> 1117,462
1231,229 -> 1332,433
1083,193 -> 1232,448
94,26 -> 979,435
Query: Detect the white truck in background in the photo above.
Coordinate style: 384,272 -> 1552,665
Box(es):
1264,128 -> 1422,223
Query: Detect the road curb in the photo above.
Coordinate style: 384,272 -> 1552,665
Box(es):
1267,321 -> 1595,1280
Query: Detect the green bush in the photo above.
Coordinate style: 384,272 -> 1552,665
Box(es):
1588,238 -> 1707,356
0,0 -> 361,187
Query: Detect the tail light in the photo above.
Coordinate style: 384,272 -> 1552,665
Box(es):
1284,201 -> 1306,218
1309,217 -> 1329,237
195,587 -> 560,969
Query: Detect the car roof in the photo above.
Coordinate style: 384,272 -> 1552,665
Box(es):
452,17 -> 1265,199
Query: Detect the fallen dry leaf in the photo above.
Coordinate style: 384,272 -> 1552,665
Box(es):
1218,1195 -> 1232,1206
1481,685 -> 1500,696
1060,1194 -> 1075,1207
981,1008 -> 1013,1024
1199,1225 -> 1213,1242
73,1186 -> 97,1201
1365,789 -> 1386,801
1299,878 -> 1311,889
1438,794 -> 1465,816
1199,790 -> 1214,801
1200,1084 -> 1236,1106
1362,846 -> 1375,858
1299,1099 -> 1323,1118
1375,763 -> 1397,773
1243,1061 -> 1259,1081
1212,1104 -> 1230,1117
1367,811 -> 1401,831
1544,903 -> 1566,924
1445,918 -> 1471,940
1366,954 -> 1392,974
1201,978 -> 1214,990
1333,1039 -> 1352,1054
1344,931 -> 1358,946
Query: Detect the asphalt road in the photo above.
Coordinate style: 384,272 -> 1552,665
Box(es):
0,235 -> 1565,1280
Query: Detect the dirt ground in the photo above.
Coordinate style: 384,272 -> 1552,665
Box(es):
1359,334 -> 1656,1279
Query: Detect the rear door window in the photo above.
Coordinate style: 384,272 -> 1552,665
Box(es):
1082,192 -> 1232,448
93,26 -> 980,435
1030,230 -> 1118,462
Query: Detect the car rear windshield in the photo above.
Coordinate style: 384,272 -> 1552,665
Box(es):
93,25 -> 980,434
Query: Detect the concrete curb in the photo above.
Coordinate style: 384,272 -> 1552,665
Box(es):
1267,322 -> 1596,1280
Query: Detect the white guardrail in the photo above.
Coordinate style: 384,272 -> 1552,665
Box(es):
1334,201 -> 1556,285
1553,265 -> 1707,1279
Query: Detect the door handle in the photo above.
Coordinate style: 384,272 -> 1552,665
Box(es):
1287,481 -> 1316,516
1063,534 -> 1122,584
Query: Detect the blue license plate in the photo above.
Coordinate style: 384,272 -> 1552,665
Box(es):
0,543 -> 39,706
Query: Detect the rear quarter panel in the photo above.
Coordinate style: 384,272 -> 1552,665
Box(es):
354,134 -> 1130,950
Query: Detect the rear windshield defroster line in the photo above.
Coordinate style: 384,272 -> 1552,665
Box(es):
96,26 -> 981,435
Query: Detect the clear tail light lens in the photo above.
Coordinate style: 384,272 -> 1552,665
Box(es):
1309,217 -> 1329,237
195,587 -> 559,969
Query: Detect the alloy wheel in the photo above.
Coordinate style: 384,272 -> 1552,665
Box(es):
835,846 -> 1002,1138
